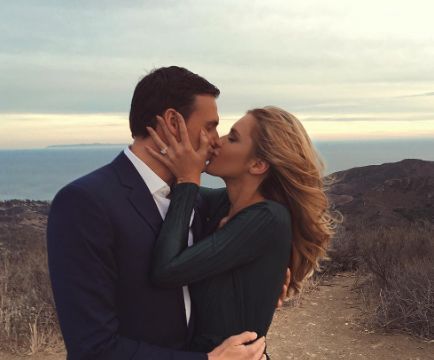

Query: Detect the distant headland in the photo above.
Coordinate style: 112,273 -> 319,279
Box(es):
46,143 -> 128,148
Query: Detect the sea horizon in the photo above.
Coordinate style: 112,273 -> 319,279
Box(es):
1,137 -> 433,201
2,135 -> 434,151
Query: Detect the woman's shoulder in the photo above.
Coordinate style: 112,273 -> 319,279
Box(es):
261,201 -> 292,250
261,200 -> 292,227
238,199 -> 291,226
240,201 -> 292,250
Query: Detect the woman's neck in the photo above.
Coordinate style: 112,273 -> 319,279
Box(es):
224,177 -> 265,220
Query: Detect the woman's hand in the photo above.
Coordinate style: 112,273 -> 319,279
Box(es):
218,216 -> 230,229
145,113 -> 210,185
276,268 -> 291,307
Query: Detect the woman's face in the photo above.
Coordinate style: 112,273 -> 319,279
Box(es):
206,113 -> 257,179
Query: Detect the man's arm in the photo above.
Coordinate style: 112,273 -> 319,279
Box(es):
47,183 -> 207,360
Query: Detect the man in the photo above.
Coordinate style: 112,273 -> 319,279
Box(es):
47,66 -> 289,359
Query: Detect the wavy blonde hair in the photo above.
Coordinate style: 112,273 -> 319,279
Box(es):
248,106 -> 342,296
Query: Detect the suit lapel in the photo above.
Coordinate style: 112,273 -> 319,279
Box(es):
111,151 -> 163,235
111,151 -> 189,340
128,186 -> 163,235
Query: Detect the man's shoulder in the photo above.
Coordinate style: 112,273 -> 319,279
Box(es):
53,155 -> 121,205
71,163 -> 113,188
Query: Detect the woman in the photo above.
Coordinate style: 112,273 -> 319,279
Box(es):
146,106 -> 340,358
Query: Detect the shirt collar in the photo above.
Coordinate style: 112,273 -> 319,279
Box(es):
123,145 -> 170,196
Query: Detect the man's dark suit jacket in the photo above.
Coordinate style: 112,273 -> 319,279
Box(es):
47,151 -> 207,360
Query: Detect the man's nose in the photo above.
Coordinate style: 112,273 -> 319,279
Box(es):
210,135 -> 222,156
212,136 -> 222,148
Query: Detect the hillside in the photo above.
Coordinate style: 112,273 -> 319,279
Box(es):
1,159 -> 433,233
325,158 -> 434,229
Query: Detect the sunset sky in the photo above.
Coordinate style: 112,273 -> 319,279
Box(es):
1,0 -> 433,149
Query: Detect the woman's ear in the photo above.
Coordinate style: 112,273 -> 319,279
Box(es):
249,158 -> 270,175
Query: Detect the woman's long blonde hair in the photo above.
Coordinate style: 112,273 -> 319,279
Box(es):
249,106 -> 342,296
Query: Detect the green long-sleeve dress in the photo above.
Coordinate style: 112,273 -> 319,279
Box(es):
150,183 -> 292,356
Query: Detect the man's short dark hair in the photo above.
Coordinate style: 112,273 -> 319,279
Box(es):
129,66 -> 220,138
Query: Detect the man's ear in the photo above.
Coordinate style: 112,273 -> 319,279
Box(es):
161,108 -> 180,140
249,158 -> 270,175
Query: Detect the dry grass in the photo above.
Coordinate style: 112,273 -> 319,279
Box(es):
0,223 -> 63,354
1,199 -> 433,355
325,220 -> 434,340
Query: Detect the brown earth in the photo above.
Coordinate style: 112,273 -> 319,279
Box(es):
1,272 -> 432,360
267,272 -> 434,360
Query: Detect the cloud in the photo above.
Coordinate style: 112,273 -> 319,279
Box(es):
0,0 -> 433,122
399,91 -> 434,98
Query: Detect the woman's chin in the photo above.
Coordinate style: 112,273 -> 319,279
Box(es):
205,165 -> 215,176
205,162 -> 219,177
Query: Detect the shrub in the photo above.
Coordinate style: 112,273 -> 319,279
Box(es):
325,220 -> 434,339
0,224 -> 62,354
356,221 -> 434,339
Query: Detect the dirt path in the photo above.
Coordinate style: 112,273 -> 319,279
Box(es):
267,272 -> 433,360
1,272 -> 432,360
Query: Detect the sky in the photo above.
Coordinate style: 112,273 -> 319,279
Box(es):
1,0 -> 433,149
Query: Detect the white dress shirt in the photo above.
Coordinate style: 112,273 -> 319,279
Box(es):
124,145 -> 194,325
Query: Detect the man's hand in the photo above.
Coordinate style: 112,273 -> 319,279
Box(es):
277,268 -> 291,308
207,331 -> 266,360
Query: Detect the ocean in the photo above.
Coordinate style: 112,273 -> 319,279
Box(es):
0,138 -> 433,201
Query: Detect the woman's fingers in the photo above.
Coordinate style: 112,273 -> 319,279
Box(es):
156,115 -> 178,148
198,128 -> 211,158
145,146 -> 171,168
144,115 -> 208,182
176,112 -> 191,146
286,268 -> 291,283
146,126 -> 170,154
277,268 -> 291,307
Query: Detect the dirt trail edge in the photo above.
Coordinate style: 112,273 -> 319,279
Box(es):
267,272 -> 433,360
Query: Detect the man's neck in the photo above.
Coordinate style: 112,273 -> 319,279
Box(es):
130,138 -> 175,185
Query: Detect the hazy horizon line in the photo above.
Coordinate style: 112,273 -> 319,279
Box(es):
1,136 -> 434,151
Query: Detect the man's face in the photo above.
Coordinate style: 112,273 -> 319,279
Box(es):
185,95 -> 221,160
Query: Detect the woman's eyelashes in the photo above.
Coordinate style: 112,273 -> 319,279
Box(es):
227,129 -> 238,142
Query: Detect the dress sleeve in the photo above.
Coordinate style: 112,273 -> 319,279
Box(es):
198,186 -> 227,208
150,183 -> 277,287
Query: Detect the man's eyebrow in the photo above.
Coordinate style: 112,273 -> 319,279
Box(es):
207,119 -> 219,127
